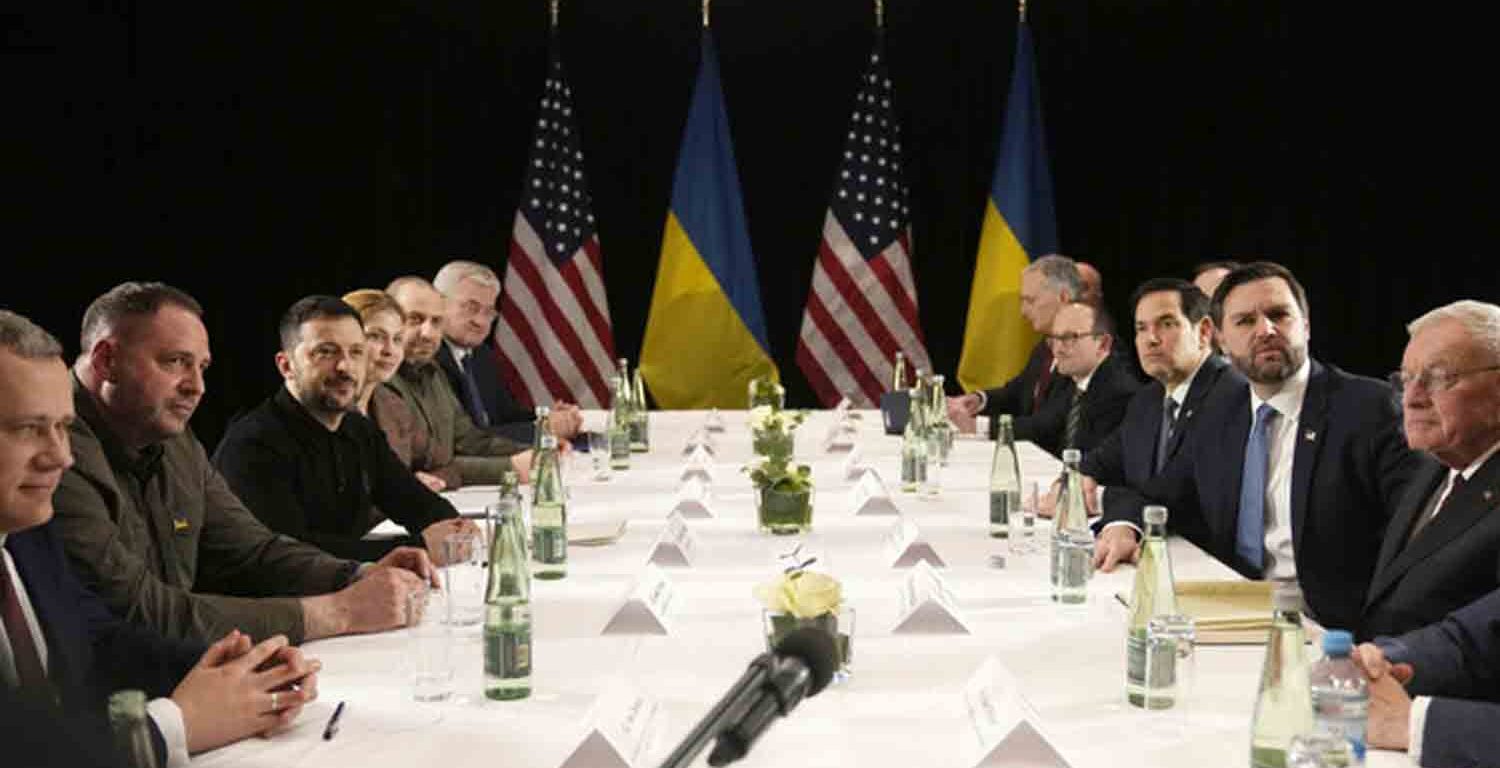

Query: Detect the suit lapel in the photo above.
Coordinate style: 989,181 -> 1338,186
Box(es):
1207,384 -> 1253,551
1369,462 -> 1447,596
1369,456 -> 1500,603
1289,361 -> 1330,548
1128,383 -> 1164,484
1165,356 -> 1224,462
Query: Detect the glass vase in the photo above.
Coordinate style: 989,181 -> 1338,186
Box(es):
762,606 -> 854,683
756,484 -> 813,535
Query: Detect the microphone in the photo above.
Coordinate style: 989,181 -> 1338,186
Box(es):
658,627 -> 840,768
705,627 -> 839,767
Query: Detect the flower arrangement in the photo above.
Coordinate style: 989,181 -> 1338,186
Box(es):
754,547 -> 852,676
745,406 -> 809,492
747,376 -> 786,410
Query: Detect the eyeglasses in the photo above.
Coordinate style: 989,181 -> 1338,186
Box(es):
1389,365 -> 1500,393
1047,331 -> 1105,347
458,299 -> 498,320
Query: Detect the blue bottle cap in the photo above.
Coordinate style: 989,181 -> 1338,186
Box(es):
1321,629 -> 1354,655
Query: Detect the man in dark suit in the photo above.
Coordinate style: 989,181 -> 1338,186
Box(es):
1076,279 -> 1241,567
0,309 -> 319,766
1361,300 -> 1500,639
1094,263 -> 1420,634
948,254 -> 1083,436
1355,587 -> 1500,766
432,260 -> 582,444
1016,301 -> 1139,457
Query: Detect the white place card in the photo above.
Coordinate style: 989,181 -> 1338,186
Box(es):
679,444 -> 715,482
671,476 -> 716,519
892,561 -> 971,634
602,564 -> 676,635
849,469 -> 899,516
645,512 -> 697,568
681,430 -> 717,457
960,658 -> 1070,768
883,517 -> 946,568
560,682 -> 665,768
704,409 -> 726,433
841,445 -> 867,480
823,423 -> 855,453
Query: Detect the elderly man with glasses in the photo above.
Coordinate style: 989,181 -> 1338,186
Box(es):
1361,299 -> 1500,639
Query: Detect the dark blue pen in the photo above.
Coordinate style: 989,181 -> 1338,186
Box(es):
322,701 -> 346,741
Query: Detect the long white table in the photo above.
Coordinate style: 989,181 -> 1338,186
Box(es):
197,410 -> 1406,768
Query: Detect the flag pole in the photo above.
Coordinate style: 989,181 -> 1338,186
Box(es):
702,0 -> 711,28
1019,0 -> 1027,23
550,0 -> 559,28
875,0 -> 883,29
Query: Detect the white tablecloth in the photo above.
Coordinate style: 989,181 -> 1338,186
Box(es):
198,410 -> 1408,768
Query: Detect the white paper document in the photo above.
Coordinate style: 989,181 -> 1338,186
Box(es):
959,658 -> 1070,768
645,511 -> 697,567
559,682 -> 665,768
602,564 -> 676,635
883,517 -> 946,568
892,561 -> 971,634
849,469 -> 899,516
672,476 -> 716,519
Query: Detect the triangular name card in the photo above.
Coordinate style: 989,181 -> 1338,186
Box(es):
559,682 -> 665,768
849,469 -> 899,516
960,658 -> 1071,768
891,561 -> 970,634
601,564 -> 676,635
672,476 -> 716,519
645,511 -> 697,568
679,444 -> 715,482
883,517 -> 946,568
841,445 -> 867,480
681,430 -> 717,457
704,408 -> 727,433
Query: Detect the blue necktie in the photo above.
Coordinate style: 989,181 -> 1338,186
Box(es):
1235,403 -> 1276,571
460,352 -> 491,427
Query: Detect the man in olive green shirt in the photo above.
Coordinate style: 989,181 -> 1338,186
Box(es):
51,281 -> 436,644
386,276 -> 533,484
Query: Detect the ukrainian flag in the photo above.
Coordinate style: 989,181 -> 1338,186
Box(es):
641,31 -> 778,409
957,17 -> 1059,393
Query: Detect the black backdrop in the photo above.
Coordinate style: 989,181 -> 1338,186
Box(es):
6,1 -> 1494,449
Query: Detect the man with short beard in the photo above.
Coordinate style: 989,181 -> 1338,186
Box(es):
1095,262 -> 1421,634
214,296 -> 473,562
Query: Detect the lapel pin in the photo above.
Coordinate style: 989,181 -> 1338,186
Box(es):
172,518 -> 190,534
1183,410 -> 1193,420
1486,490 -> 1494,502
1304,429 -> 1317,442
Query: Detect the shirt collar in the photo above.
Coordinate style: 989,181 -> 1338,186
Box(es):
1165,354 -> 1210,408
1248,357 -> 1311,424
1073,357 -> 1108,392
445,339 -> 472,364
1458,437 -> 1500,480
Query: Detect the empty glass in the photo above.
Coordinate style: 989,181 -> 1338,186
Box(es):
408,587 -> 454,702
441,532 -> 486,626
1010,481 -> 1041,555
587,430 -> 612,480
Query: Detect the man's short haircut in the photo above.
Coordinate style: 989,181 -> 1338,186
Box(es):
385,275 -> 437,297
1130,277 -> 1211,326
0,310 -> 64,360
278,296 -> 362,353
342,289 -> 406,325
1408,300 -> 1500,364
1059,300 -> 1115,339
79,281 -> 203,351
1024,254 -> 1083,300
1191,260 -> 1242,279
1210,261 -> 1310,328
433,260 -> 500,295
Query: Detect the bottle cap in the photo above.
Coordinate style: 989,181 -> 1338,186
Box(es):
1271,581 -> 1303,612
1062,448 -> 1081,463
999,414 -> 1013,426
1321,629 -> 1354,656
1143,505 -> 1168,525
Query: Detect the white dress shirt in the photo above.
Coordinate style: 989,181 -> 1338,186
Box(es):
1,533 -> 189,766
1249,358 -> 1311,581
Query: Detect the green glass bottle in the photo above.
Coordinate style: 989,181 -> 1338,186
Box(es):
108,690 -> 159,768
484,503 -> 532,700
530,412 -> 568,580
930,374 -> 955,465
988,415 -> 1022,538
1251,582 -> 1315,768
630,367 -> 650,452
608,370 -> 632,470
1126,505 -> 1179,708
1050,448 -> 1092,603
890,350 -> 908,392
899,384 -> 927,493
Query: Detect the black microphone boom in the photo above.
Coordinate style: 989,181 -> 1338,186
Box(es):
658,627 -> 840,768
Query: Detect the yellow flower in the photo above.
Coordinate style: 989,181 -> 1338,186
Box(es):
753,571 -> 842,619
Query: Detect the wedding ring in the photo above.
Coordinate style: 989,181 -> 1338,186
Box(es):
271,691 -> 280,711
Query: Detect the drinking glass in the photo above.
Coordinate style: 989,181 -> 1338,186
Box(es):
1143,614 -> 1197,711
1010,481 -> 1040,555
408,587 -> 454,702
587,430 -> 612,480
441,532 -> 486,626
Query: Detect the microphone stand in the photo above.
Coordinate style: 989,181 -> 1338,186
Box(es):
658,653 -> 775,768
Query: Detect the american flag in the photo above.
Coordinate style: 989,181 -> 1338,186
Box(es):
795,41 -> 932,407
497,46 -> 616,409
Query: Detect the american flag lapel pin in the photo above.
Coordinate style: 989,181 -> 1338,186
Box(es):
1304,429 -> 1317,442
1485,490 -> 1494,503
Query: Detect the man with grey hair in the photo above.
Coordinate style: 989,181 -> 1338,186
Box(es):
1,309 -> 324,764
1363,299 -> 1500,639
52,282 -> 436,645
386,275 -> 534,486
432,259 -> 582,443
948,253 -> 1083,436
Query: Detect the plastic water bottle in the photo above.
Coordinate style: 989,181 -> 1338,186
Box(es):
1309,629 -> 1368,765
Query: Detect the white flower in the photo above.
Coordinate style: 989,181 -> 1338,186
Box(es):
754,570 -> 843,619
747,405 -> 774,431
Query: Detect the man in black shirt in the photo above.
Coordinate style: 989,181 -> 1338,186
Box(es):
214,296 -> 474,562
